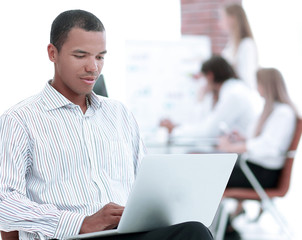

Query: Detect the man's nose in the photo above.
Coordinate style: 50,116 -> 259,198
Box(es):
86,58 -> 98,72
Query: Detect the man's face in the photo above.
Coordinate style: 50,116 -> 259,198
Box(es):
48,28 -> 106,100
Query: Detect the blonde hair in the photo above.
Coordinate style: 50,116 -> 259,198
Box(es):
254,68 -> 298,136
224,4 -> 253,52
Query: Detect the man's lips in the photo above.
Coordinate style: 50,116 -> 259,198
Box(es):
81,76 -> 96,81
80,76 -> 97,84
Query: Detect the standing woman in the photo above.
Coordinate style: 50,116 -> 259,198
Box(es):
220,3 -> 258,90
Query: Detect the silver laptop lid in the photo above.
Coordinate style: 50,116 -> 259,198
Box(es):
118,153 -> 237,233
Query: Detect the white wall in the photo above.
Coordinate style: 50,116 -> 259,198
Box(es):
0,0 -> 181,114
243,0 -> 302,112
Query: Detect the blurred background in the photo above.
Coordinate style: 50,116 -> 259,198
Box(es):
0,0 -> 301,239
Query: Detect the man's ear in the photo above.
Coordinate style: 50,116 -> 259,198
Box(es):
47,43 -> 58,63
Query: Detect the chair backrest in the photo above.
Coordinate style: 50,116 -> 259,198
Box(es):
274,117 -> 302,197
224,117 -> 302,200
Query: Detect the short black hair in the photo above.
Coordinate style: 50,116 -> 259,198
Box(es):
50,9 -> 105,52
201,55 -> 237,83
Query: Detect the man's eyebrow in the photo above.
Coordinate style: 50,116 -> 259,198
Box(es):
73,49 -> 88,54
99,50 -> 107,55
72,49 -> 107,55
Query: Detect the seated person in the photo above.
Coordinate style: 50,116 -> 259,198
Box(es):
160,55 -> 256,139
217,67 -> 298,240
0,9 -> 213,240
218,67 -> 299,188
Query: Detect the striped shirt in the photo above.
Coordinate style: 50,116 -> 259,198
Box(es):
0,81 -> 146,240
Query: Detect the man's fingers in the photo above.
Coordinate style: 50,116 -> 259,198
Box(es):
107,202 -> 123,207
104,215 -> 122,230
103,203 -> 124,215
111,208 -> 124,216
105,202 -> 125,209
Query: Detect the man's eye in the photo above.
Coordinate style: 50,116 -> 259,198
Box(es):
96,56 -> 104,60
74,55 -> 85,58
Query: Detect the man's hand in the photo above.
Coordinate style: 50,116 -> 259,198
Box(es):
80,202 -> 125,234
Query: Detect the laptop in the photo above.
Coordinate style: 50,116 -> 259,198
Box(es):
64,153 -> 237,239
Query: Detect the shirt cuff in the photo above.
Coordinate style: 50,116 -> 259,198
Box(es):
53,211 -> 86,239
245,139 -> 253,152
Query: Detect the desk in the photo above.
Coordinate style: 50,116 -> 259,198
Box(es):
145,136 -> 218,154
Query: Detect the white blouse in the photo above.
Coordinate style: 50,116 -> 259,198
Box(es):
173,79 -> 256,138
247,103 -> 296,169
222,37 -> 258,90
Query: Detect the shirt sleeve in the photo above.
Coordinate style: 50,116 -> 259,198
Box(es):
246,105 -> 296,169
0,113 -> 86,239
128,111 -> 147,176
173,88 -> 243,138
203,91 -> 246,137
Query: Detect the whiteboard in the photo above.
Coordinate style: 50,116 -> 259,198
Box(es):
124,36 -> 211,138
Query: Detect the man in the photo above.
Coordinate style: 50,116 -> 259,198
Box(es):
0,10 -> 212,240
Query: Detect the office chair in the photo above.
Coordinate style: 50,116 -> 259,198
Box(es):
1,231 -> 18,240
93,74 -> 108,97
213,117 -> 302,240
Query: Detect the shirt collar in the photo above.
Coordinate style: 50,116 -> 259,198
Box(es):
41,80 -> 102,111
89,91 -> 103,110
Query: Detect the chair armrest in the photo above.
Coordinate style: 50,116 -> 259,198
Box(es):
286,150 -> 296,159
1,231 -> 19,240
